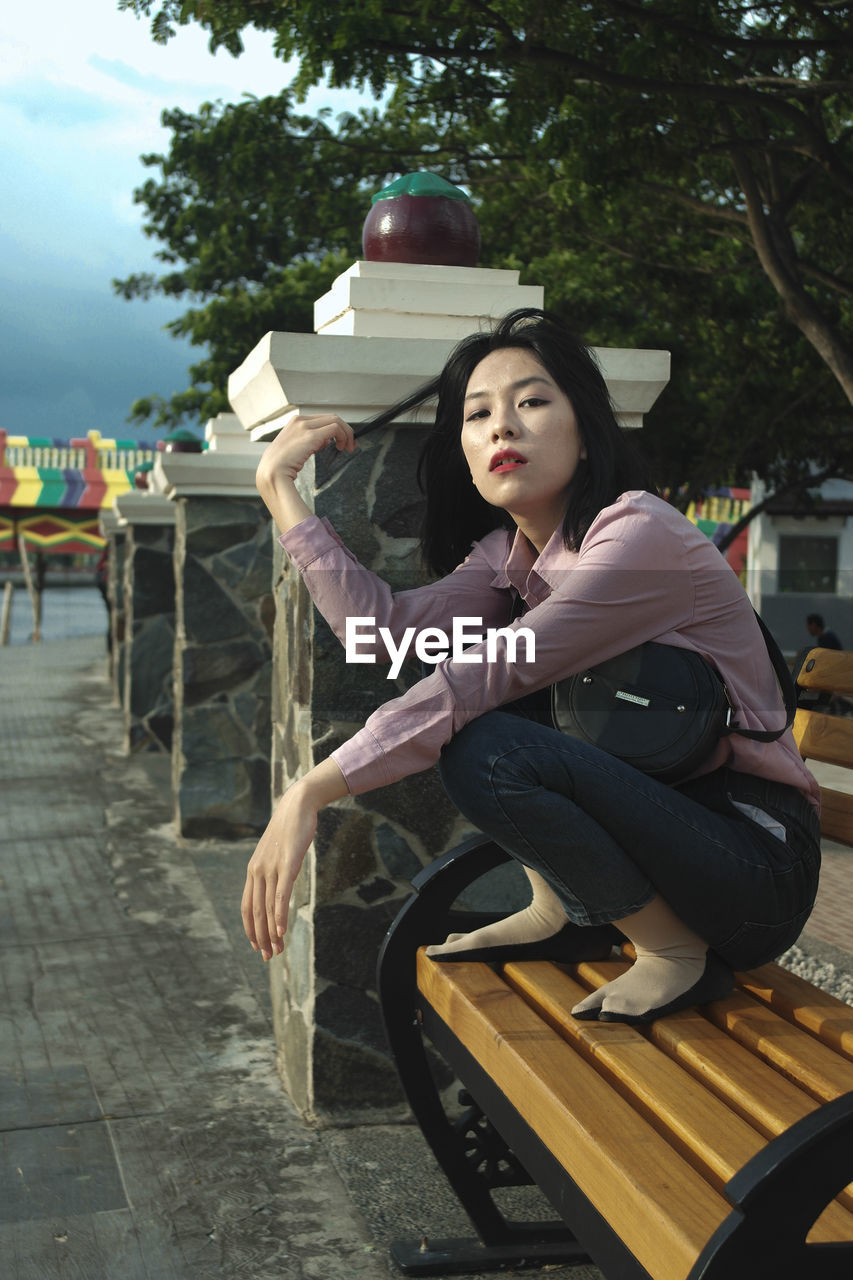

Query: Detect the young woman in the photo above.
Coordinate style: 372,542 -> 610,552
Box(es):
241,309 -> 820,1025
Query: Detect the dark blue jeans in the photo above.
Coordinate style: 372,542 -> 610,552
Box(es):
438,711 -> 821,970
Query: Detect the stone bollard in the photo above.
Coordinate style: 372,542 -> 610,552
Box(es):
269,433 -> 473,1119
114,491 -> 177,753
98,510 -> 127,707
171,495 -> 274,837
156,414 -> 274,839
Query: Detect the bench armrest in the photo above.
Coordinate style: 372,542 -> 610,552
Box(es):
692,1089 -> 853,1277
377,834 -> 511,1009
410,833 -> 512,899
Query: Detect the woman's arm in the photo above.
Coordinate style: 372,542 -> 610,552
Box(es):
243,413 -> 506,955
241,756 -> 349,960
258,414 -> 511,658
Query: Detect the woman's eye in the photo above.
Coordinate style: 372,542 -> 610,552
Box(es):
520,397 -> 547,408
465,408 -> 489,422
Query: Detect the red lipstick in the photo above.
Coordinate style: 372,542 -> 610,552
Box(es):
490,448 -> 527,473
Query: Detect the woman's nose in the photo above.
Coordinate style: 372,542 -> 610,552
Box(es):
491,413 -> 518,439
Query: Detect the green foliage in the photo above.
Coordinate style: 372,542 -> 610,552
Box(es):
116,0 -> 853,496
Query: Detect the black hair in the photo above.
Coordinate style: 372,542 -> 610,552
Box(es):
355,308 -> 658,577
807,613 -> 825,628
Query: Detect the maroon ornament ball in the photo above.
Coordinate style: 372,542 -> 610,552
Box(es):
362,172 -> 480,267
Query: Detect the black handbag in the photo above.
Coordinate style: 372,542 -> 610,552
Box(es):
551,614 -> 796,784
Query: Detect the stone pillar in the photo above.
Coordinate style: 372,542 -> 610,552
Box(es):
114,491 -> 176,753
98,509 -> 126,707
156,415 -> 274,837
228,260 -> 671,1121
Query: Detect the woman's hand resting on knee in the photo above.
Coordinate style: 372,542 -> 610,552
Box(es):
241,757 -> 349,960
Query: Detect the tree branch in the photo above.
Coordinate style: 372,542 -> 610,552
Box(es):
604,0 -> 853,56
716,462 -> 847,553
731,147 -> 853,403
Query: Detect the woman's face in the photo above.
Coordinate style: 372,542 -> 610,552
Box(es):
461,347 -> 586,551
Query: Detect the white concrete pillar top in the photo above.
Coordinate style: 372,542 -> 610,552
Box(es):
228,258 -> 670,441
204,412 -> 266,454
314,259 -> 544,339
154,444 -> 264,499
98,509 -> 123,538
113,490 -> 176,527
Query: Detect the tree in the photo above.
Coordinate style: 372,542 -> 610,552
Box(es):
121,2 -> 853,383
117,1 -> 853,501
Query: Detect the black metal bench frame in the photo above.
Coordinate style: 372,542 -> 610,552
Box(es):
377,835 -> 853,1279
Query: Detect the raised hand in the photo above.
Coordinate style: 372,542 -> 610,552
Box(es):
255,412 -> 357,534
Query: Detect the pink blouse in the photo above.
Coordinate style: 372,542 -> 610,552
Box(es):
279,490 -> 818,806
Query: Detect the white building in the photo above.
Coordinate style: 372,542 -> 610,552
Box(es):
747,476 -> 853,655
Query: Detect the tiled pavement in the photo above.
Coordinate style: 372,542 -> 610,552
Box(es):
1,634 -> 851,1280
0,638 -> 391,1280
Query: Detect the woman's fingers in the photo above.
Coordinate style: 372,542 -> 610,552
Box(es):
275,880 -> 292,940
264,872 -> 280,958
240,876 -> 256,949
241,873 -> 269,957
272,414 -> 356,475
316,414 -> 357,454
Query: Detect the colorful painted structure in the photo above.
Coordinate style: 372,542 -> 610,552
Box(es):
685,486 -> 751,576
0,429 -> 154,555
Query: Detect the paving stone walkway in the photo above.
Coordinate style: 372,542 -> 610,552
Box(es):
0,637 -> 388,1279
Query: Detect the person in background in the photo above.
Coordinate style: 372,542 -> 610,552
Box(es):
797,614 -> 850,714
806,614 -> 842,650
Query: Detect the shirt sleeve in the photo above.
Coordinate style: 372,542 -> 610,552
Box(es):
332,499 -> 700,793
279,516 -> 513,666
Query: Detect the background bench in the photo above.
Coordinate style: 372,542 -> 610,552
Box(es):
378,646 -> 853,1278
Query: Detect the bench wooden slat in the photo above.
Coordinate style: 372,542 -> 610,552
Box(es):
575,957 -> 833,1132
738,962 -> 853,1061
796,648 -> 853,695
503,960 -> 778,1190
815,786 -> 853,845
418,950 -> 730,1280
502,959 -> 853,1240
705,992 -> 853,1103
794,706 -> 853,771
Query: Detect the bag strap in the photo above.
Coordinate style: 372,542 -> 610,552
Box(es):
725,610 -> 797,743
510,591 -> 797,744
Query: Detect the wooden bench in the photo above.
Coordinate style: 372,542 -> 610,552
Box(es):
377,646 -> 853,1278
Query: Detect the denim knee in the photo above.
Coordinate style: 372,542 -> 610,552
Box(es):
438,717 -> 494,819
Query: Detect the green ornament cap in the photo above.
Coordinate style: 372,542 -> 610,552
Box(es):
159,426 -> 204,454
134,461 -> 154,474
163,428 -> 201,443
371,172 -> 472,205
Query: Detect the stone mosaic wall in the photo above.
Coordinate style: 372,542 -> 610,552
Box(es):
269,428 -> 482,1120
122,522 -> 176,753
107,531 -> 126,708
172,496 -> 274,838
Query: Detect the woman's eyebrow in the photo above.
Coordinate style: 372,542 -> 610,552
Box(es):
464,375 -> 553,403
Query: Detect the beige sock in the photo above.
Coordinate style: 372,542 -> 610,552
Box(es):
571,895 -> 707,1018
426,867 -> 569,957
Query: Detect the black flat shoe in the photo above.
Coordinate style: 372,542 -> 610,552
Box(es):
427,921 -> 623,965
596,951 -> 734,1025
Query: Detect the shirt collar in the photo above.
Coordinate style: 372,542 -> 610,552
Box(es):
491,524 -> 578,605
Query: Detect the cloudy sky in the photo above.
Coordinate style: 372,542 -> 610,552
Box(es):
0,1 -> 361,445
